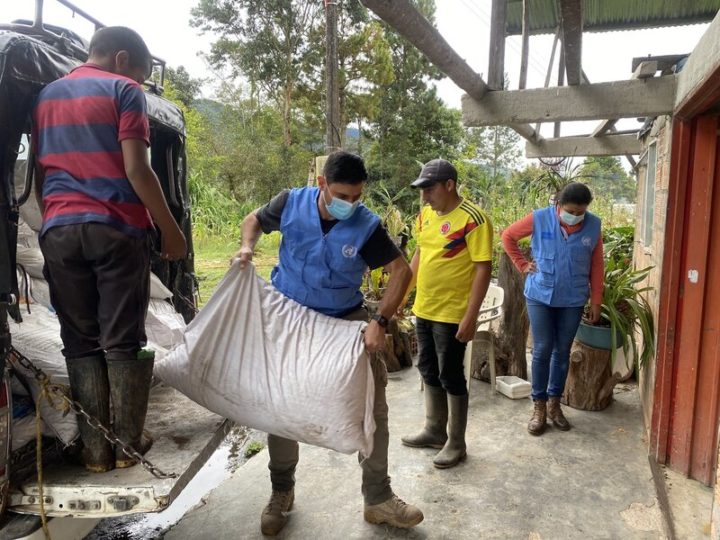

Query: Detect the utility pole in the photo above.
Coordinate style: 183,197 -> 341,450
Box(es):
325,0 -> 341,153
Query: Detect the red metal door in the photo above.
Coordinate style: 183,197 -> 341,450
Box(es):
662,115 -> 720,485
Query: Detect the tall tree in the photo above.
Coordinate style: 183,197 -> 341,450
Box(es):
579,156 -> 636,203
165,66 -> 205,107
299,1 -> 394,150
191,0 -> 321,146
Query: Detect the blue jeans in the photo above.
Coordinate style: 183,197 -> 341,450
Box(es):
526,300 -> 584,401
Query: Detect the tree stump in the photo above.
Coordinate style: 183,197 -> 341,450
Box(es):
473,252 -> 529,382
562,341 -> 620,411
364,300 -> 412,372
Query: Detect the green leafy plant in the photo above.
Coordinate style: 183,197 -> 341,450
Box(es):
244,441 -> 265,458
588,227 -> 655,368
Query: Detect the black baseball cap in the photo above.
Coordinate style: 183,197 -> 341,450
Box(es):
411,159 -> 458,188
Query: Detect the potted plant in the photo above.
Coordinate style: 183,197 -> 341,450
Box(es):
575,227 -> 655,369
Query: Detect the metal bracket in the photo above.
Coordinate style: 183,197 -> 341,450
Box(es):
107,495 -> 140,512
68,499 -> 101,511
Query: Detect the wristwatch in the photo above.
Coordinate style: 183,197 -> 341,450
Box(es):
372,313 -> 389,328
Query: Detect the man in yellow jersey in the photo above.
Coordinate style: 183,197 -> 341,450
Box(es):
401,159 -> 492,469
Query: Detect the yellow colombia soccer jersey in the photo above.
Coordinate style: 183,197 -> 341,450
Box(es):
413,200 -> 493,324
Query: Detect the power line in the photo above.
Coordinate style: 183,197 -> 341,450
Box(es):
455,0 -> 552,83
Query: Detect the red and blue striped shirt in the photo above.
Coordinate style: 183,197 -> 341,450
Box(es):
33,64 -> 152,237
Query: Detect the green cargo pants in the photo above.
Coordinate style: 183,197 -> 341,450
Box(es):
267,307 -> 393,505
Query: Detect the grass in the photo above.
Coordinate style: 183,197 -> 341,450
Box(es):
244,441 -> 265,458
194,233 -> 279,307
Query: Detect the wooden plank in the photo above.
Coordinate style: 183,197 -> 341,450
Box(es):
462,75 -> 676,126
518,0 -> 529,90
534,27 -> 560,134
667,116 -> 718,477
525,134 -> 641,158
359,0 -> 486,99
554,38 -> 566,138
558,0 -> 583,86
488,0 -> 507,90
690,135 -> 720,486
676,11 -> 720,115
591,61 -> 658,137
634,60 -> 659,79
632,54 -> 688,73
650,120 -> 692,466
359,0 -> 541,142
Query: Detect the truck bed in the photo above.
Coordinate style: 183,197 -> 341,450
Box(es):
7,384 -> 229,518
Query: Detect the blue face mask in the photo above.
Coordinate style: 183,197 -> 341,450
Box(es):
323,188 -> 359,220
560,210 -> 585,226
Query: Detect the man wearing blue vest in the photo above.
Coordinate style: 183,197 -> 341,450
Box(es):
234,151 -> 423,535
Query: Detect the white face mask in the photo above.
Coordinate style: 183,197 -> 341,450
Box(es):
560,210 -> 585,226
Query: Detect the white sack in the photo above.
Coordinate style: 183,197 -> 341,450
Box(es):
29,277 -> 52,310
146,299 -> 186,350
150,273 -> 173,300
9,308 -> 79,445
12,414 -> 37,451
155,263 -> 376,456
16,246 -> 44,280
10,298 -> 188,447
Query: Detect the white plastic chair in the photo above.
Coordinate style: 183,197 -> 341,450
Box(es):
464,283 -> 505,393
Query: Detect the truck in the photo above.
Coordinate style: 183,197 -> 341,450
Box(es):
0,1 -> 228,537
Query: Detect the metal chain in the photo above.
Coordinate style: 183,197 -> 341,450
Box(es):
7,348 -> 177,479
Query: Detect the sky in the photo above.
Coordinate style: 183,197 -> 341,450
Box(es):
4,0 -> 712,145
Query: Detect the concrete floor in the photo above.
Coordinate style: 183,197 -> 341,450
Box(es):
166,368 -> 665,540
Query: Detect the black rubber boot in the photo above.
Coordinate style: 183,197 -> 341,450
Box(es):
65,355 -> 114,472
107,349 -> 154,468
401,384 -> 448,449
433,393 -> 468,469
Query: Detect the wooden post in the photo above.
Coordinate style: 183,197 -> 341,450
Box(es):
470,253 -> 529,382
325,0 -> 341,153
488,0 -> 507,90
519,0 -> 530,90
535,27 -> 560,134
554,38 -> 565,138
494,253 -> 529,379
558,0 -> 583,86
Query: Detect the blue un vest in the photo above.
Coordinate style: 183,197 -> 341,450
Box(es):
524,206 -> 601,307
271,187 -> 380,317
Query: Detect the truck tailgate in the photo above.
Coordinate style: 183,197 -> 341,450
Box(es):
8,383 -> 230,518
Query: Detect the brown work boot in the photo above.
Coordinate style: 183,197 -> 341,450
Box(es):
548,396 -> 571,431
261,489 -> 294,536
401,384 -> 448,449
527,400 -> 547,436
364,494 -> 423,529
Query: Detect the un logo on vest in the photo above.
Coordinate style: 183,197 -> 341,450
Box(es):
582,236 -> 591,247
342,244 -> 358,258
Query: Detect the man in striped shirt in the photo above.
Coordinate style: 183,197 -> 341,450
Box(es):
401,159 -> 493,469
33,27 -> 186,472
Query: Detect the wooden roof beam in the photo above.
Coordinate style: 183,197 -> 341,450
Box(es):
488,0 -> 507,90
526,133 -> 642,158
359,0 -> 541,142
558,0 -> 583,86
592,61 -> 659,137
462,76 -> 676,126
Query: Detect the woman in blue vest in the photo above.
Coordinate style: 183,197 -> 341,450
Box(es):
502,183 -> 604,436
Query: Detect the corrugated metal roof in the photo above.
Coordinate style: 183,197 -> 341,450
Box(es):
506,0 -> 720,35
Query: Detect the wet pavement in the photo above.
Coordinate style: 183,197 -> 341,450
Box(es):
86,426 -> 259,539
164,367 -> 666,539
